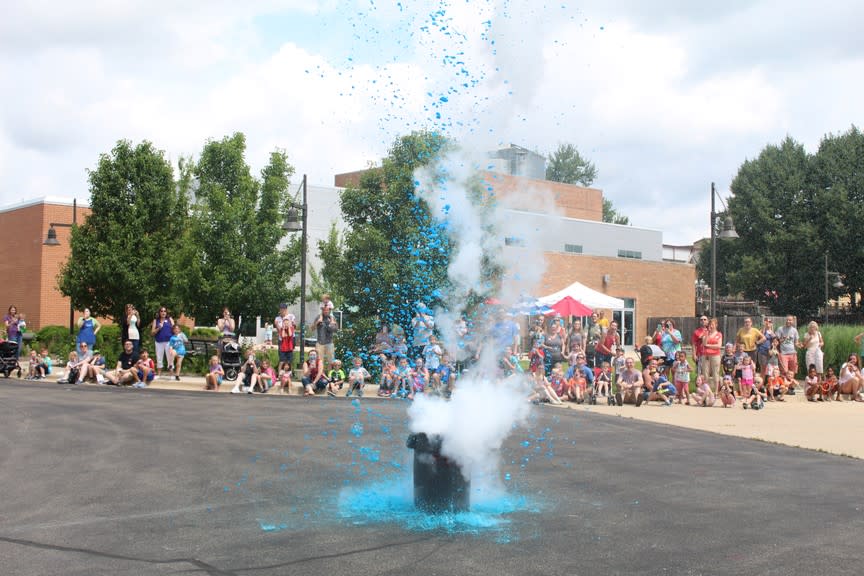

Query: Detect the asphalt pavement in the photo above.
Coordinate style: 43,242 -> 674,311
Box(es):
0,379 -> 862,575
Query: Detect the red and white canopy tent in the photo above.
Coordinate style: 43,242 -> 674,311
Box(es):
537,280 -> 626,311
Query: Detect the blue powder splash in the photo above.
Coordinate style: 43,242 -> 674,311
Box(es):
338,477 -> 538,537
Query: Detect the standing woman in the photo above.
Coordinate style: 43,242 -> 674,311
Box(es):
4,305 -> 21,357
543,321 -> 566,376
803,321 -> 825,377
151,306 -> 175,378
595,321 -> 621,368
757,317 -> 776,378
76,308 -> 101,355
701,318 -> 723,393
567,319 -> 586,356
126,304 -> 141,356
217,307 -> 236,337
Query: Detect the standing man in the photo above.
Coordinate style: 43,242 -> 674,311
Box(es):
735,317 -> 764,364
776,315 -> 800,378
692,315 -> 709,376
314,302 -> 338,367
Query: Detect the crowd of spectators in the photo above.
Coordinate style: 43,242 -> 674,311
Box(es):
9,295 -> 864,408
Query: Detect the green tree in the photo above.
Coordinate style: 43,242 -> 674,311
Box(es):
175,133 -> 298,327
58,140 -> 188,324
335,131 -> 453,354
545,142 -> 598,186
309,223 -> 346,305
602,198 -> 630,225
810,126 -> 864,310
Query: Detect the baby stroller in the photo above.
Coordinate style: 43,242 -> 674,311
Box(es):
0,341 -> 22,378
220,338 -> 242,381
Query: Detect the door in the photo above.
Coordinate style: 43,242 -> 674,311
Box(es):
613,298 -> 636,352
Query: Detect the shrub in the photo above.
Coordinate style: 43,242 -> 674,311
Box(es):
809,324 -> 861,374
192,327 -> 220,340
35,325 -> 74,359
95,325 -> 123,363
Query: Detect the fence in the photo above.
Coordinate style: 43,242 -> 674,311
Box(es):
646,316 -> 789,351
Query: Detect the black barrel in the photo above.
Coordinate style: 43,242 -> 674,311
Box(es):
406,433 -> 470,513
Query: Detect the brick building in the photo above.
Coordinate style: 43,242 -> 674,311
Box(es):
0,197 -> 87,332
335,163 -> 695,350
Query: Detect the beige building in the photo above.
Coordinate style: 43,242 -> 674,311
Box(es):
336,167 -> 695,350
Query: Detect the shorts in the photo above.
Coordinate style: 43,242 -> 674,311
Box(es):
279,350 -> 294,365
137,370 -> 155,382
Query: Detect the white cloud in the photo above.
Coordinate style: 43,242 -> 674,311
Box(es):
1,0 -> 863,248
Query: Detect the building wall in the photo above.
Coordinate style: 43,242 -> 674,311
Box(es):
482,172 -> 603,221
333,170 -> 366,189
503,209 -> 664,261
539,252 -> 696,345
0,199 -> 88,331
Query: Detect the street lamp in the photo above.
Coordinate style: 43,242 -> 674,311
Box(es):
43,198 -> 77,334
823,252 -> 844,325
695,279 -> 710,316
283,174 -> 308,370
710,182 -> 738,317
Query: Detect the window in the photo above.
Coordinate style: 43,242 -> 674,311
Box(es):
617,249 -> 642,260
504,236 -> 525,247
564,244 -> 583,254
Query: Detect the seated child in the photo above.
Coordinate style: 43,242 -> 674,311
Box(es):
822,366 -> 837,401
407,358 -> 428,400
719,375 -> 736,407
326,360 -> 346,397
653,374 -> 676,406
549,362 -> 574,402
40,348 -> 53,377
346,357 -> 371,397
690,375 -> 715,407
278,368 -> 292,394
378,359 -> 396,397
500,346 -> 523,377
528,370 -> 562,405
134,350 -> 156,388
27,350 -> 43,379
61,351 -> 84,384
426,372 -> 444,397
204,355 -> 224,391
438,354 -> 455,398
744,377 -> 767,410
258,359 -> 276,392
566,365 -> 587,404
804,364 -> 822,401
595,361 -> 612,399
766,367 -> 787,401
394,357 -> 411,398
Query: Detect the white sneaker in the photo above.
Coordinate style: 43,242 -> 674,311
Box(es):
96,374 -> 106,385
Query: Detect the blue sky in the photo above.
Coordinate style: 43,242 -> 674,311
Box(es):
2,0 -> 863,245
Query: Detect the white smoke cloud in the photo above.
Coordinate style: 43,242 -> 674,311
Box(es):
408,377 -> 530,481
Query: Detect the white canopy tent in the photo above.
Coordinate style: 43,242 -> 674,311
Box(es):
537,281 -> 626,310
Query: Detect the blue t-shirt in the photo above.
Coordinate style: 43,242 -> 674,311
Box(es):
169,333 -> 188,355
